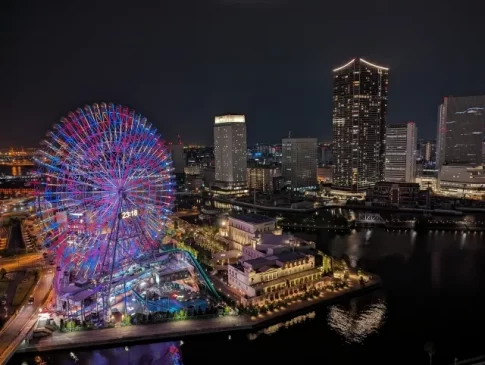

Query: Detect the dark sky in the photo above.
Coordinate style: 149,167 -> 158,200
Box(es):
1,0 -> 484,147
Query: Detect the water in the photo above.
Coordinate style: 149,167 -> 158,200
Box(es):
12,228 -> 485,364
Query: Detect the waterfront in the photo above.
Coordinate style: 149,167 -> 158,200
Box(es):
11,225 -> 485,365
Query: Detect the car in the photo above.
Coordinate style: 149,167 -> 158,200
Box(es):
2,293 -> 7,299
28,296 -> 34,304
22,278 -> 28,283
1,300 -> 6,306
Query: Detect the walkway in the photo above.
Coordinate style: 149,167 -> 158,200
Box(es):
23,315 -> 250,353
19,277 -> 381,354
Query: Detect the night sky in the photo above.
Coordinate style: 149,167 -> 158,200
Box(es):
1,0 -> 484,147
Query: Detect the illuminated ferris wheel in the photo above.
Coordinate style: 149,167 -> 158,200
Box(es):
35,102 -> 175,285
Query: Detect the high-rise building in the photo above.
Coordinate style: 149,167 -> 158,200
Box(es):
169,143 -> 185,175
483,140 -> 485,164
384,122 -> 417,182
247,166 -> 281,192
282,138 -> 317,190
213,115 -> 248,196
436,103 -> 447,170
424,141 -> 436,162
318,144 -> 333,164
332,58 -> 389,191
417,139 -> 426,160
436,96 -> 485,193
442,96 -> 485,166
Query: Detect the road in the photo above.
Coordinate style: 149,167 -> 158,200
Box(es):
0,253 -> 42,272
0,271 -> 53,364
1,271 -> 26,318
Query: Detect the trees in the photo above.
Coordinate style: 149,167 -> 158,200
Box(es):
322,255 -> 332,274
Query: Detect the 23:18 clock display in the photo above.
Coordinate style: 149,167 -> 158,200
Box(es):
118,209 -> 139,220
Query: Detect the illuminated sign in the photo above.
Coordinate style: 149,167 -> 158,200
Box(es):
118,209 -> 139,220
214,115 -> 245,124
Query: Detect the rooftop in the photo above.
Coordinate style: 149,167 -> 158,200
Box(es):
267,251 -> 306,263
230,214 -> 274,225
244,257 -> 270,270
242,251 -> 308,273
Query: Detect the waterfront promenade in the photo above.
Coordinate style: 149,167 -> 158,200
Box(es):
19,276 -> 381,354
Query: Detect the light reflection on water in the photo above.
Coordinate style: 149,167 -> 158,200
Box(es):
327,297 -> 387,344
15,341 -> 183,365
13,211 -> 485,365
247,311 -> 316,340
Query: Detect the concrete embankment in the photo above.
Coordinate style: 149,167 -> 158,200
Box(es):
19,277 -> 381,354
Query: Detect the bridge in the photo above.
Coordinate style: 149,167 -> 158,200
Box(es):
354,212 -> 386,225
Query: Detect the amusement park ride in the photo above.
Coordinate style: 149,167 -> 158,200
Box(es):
33,103 -> 219,322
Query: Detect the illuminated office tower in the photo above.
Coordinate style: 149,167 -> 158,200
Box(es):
332,58 -> 389,191
442,96 -> 485,166
436,102 -> 447,171
436,96 -> 485,194
282,138 -> 317,191
384,122 -> 417,182
213,115 -> 248,196
169,143 -> 185,175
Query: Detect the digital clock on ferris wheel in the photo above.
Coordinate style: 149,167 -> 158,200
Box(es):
118,209 -> 139,220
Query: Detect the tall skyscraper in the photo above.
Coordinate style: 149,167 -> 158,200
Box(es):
332,58 -> 389,191
424,141 -> 436,162
282,138 -> 317,190
213,115 -> 248,195
169,143 -> 185,175
441,96 -> 485,166
436,96 -> 485,195
436,102 -> 447,171
384,122 -> 417,182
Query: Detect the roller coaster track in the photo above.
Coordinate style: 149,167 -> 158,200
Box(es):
158,248 -> 220,300
69,248 -> 222,316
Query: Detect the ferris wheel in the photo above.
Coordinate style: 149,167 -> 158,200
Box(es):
35,103 -> 175,284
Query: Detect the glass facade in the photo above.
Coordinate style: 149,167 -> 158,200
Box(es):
384,122 -> 417,183
214,115 -> 247,188
443,95 -> 485,166
282,138 -> 317,190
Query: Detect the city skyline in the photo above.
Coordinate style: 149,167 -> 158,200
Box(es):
2,1 -> 485,147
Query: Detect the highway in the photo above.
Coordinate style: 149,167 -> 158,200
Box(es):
0,271 -> 53,364
0,253 -> 42,272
